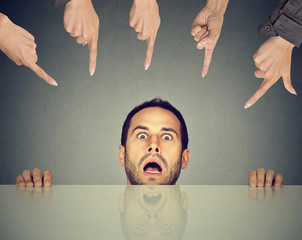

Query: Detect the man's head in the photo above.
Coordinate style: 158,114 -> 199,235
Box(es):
119,98 -> 189,185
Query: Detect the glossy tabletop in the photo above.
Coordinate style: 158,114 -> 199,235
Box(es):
0,185 -> 301,240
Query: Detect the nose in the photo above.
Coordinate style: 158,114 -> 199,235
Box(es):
147,137 -> 160,153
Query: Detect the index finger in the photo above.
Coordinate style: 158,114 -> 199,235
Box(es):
145,34 -> 156,70
88,35 -> 98,76
244,77 -> 277,109
202,46 -> 214,77
28,62 -> 58,86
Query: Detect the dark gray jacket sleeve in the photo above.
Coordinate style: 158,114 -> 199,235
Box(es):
258,0 -> 302,47
51,0 -> 71,9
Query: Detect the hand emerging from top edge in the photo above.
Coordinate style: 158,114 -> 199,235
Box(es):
129,0 -> 160,70
0,13 -> 57,86
64,0 -> 99,76
245,36 -> 296,109
191,0 -> 228,77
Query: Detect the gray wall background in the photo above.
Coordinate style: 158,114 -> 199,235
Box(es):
0,0 -> 301,185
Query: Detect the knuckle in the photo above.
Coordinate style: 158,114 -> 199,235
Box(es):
36,68 -> 43,76
21,57 -> 30,67
253,54 -> 257,61
258,87 -> 267,95
83,33 -> 89,39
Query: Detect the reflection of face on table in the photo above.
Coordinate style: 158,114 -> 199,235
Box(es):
119,107 -> 189,185
119,185 -> 188,240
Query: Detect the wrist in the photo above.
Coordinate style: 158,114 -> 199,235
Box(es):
274,36 -> 295,50
66,0 -> 91,8
206,0 -> 229,15
133,0 -> 157,6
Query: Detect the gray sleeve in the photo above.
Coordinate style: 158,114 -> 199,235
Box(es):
258,0 -> 302,47
51,0 -> 71,9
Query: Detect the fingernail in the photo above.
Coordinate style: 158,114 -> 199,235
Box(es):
198,41 -> 206,47
145,63 -> 150,70
51,79 -> 58,87
90,67 -> 95,76
44,181 -> 51,187
292,88 -> 297,95
35,181 -> 42,187
83,42 -> 88,46
26,182 -> 33,187
244,102 -> 252,109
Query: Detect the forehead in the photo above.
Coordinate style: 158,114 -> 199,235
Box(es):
129,107 -> 181,132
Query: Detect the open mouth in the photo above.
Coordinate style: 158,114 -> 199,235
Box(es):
143,162 -> 162,174
143,193 -> 162,205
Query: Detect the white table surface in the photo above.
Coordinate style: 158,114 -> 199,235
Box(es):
0,185 -> 301,240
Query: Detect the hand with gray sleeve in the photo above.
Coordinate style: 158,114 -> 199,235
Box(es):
245,0 -> 302,109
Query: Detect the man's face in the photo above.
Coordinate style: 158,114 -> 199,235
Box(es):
119,107 -> 189,185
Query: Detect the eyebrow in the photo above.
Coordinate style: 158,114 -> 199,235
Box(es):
131,125 -> 149,135
161,127 -> 178,137
131,125 -> 178,137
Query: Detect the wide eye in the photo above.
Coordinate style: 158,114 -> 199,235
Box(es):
162,134 -> 172,141
138,133 -> 148,140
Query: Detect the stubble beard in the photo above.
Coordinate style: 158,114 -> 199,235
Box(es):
124,149 -> 182,185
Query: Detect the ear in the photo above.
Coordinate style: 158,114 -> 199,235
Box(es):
119,145 -> 125,166
181,149 -> 189,169
181,192 -> 189,210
